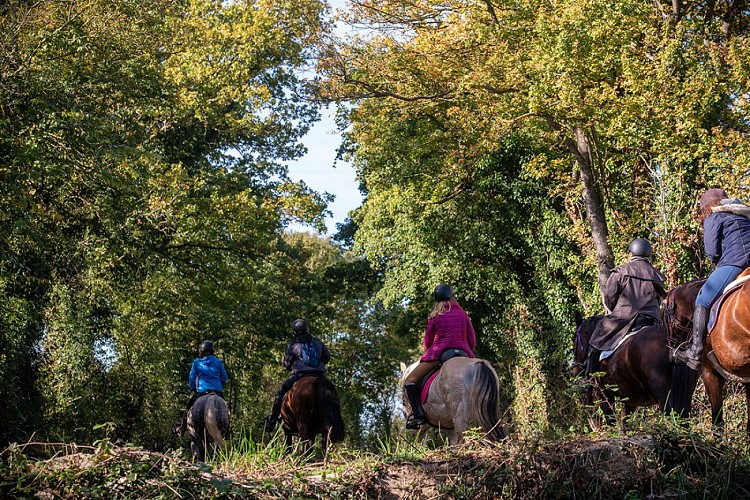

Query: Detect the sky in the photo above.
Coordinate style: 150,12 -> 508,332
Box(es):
285,1 -> 362,236
285,107 -> 362,235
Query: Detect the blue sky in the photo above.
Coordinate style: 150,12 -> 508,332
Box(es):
286,1 -> 362,235
285,106 -> 362,235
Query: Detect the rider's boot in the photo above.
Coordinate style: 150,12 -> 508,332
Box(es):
174,412 -> 188,436
578,348 -> 601,393
404,382 -> 427,429
673,305 -> 708,371
264,395 -> 283,433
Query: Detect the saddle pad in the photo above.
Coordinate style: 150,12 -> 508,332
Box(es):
708,268 -> 750,332
600,330 -> 639,361
420,371 -> 440,404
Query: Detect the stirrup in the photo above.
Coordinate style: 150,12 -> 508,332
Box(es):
405,415 -> 426,430
672,345 -> 701,371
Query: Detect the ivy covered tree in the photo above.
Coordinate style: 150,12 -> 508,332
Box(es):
319,0 -> 750,432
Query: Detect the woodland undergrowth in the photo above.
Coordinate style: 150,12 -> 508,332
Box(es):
3,416 -> 750,499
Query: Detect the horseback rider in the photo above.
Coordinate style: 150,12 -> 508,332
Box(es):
176,340 -> 228,435
403,284 -> 476,430
673,189 -> 750,371
264,319 -> 330,433
582,238 -> 666,381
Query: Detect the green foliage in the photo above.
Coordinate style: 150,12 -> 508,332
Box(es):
0,0 -> 336,447
321,0 -> 750,435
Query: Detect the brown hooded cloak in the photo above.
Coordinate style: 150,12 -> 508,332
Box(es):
590,257 -> 666,351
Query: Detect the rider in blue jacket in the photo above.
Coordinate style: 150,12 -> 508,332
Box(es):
175,340 -> 228,434
674,189 -> 750,370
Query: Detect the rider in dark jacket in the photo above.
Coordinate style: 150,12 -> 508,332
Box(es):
674,189 -> 750,370
264,319 -> 330,432
583,238 -> 666,380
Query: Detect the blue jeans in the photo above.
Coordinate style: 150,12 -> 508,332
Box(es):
696,265 -> 745,308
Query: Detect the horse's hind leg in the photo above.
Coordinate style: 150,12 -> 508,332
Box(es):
284,431 -> 293,455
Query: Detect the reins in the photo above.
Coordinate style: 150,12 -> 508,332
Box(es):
662,289 -> 693,349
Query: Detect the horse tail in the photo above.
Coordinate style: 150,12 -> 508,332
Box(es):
467,360 -> 505,441
668,363 -> 699,418
205,395 -> 230,445
316,377 -> 345,443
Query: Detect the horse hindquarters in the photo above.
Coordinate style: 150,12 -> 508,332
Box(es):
187,395 -> 230,462
466,361 -> 504,441
315,377 -> 345,451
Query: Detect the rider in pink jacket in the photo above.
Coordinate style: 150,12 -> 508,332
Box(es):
403,284 -> 476,429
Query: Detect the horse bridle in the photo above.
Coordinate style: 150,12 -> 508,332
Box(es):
570,323 -> 587,370
662,292 -> 692,349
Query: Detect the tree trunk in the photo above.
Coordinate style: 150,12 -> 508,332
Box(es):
564,125 -> 615,297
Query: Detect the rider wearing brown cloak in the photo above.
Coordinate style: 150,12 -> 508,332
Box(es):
584,238 -> 666,378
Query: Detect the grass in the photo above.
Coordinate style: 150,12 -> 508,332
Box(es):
4,384 -> 750,498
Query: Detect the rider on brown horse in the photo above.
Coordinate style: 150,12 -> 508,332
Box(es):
581,238 -> 666,384
264,319 -> 330,433
403,284 -> 477,429
673,189 -> 750,371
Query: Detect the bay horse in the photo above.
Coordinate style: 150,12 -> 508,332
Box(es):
666,276 -> 750,434
280,374 -> 345,455
184,393 -> 230,462
399,357 -> 505,445
570,315 -> 675,428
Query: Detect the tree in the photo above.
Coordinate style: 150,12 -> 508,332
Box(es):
0,0 -> 332,446
319,0 -> 750,431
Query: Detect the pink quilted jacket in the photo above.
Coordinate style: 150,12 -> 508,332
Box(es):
421,301 -> 476,361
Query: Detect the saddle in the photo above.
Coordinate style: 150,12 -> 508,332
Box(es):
599,315 -> 658,361
418,349 -> 469,403
197,390 -> 223,400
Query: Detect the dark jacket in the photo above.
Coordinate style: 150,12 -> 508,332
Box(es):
283,334 -> 330,374
590,257 -> 666,351
703,200 -> 750,269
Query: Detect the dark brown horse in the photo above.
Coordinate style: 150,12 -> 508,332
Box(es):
666,277 -> 750,434
280,374 -> 345,455
571,315 -> 675,427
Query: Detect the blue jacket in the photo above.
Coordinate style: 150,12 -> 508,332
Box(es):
189,355 -> 228,393
703,200 -> 750,269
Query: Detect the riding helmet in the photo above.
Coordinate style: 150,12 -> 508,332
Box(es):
292,319 -> 309,334
433,284 -> 454,302
199,340 -> 214,356
628,238 -> 652,258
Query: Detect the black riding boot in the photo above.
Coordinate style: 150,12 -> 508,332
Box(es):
586,348 -> 601,378
264,395 -> 283,433
674,305 -> 709,371
404,382 -> 427,429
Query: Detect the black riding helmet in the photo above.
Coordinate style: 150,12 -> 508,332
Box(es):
292,319 -> 309,335
199,340 -> 214,356
434,284 -> 454,302
628,238 -> 652,258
